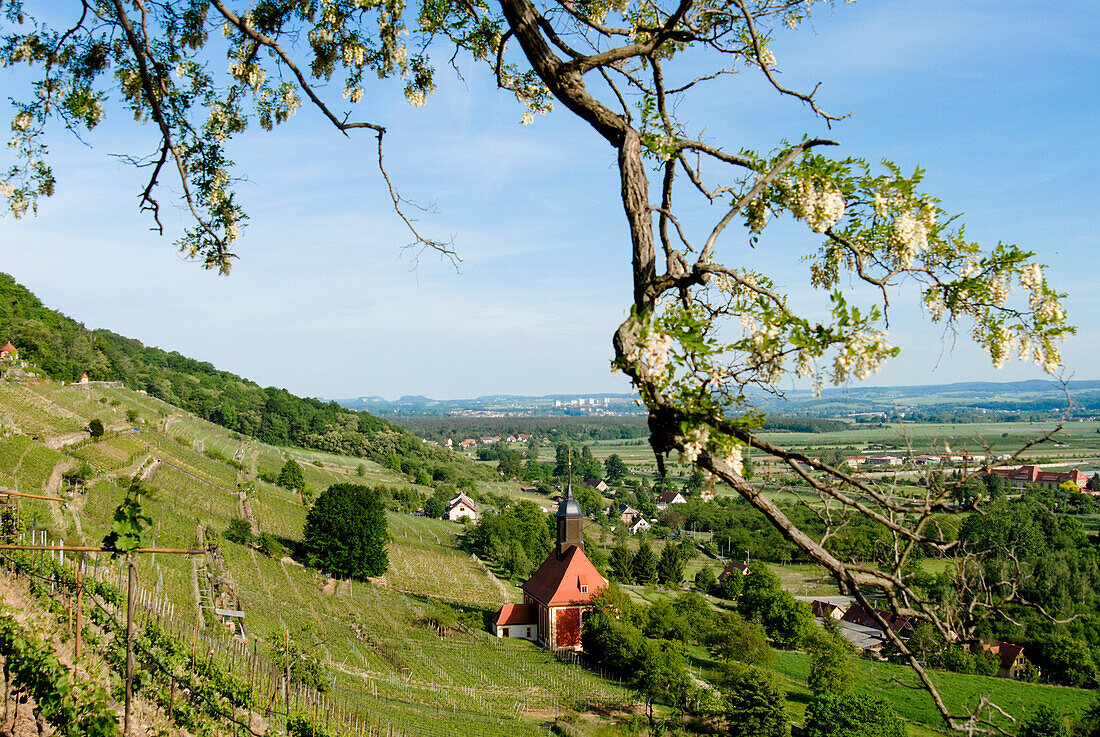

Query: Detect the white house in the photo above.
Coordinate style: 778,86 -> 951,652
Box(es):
445,493 -> 479,522
655,491 -> 687,511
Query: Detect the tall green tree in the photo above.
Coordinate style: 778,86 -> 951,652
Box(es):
707,612 -> 773,667
804,693 -> 907,737
609,544 -> 634,584
277,458 -> 307,494
808,633 -> 856,695
604,454 -> 628,483
694,566 -> 717,594
633,542 -> 657,585
722,665 -> 789,737
656,544 -> 684,587
302,483 -> 387,579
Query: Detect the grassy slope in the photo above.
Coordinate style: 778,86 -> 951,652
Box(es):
773,651 -> 1095,734
1,378 -> 633,737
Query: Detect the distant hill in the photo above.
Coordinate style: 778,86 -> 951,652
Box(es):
0,273 -> 477,481
339,379 -> 1100,419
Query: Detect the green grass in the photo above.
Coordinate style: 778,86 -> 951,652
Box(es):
773,651 -> 1096,733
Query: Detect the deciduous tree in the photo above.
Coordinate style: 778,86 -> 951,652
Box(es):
302,483 -> 387,579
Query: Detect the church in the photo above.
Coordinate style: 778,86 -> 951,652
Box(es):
491,486 -> 608,650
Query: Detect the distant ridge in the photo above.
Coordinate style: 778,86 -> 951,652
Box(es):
334,378 -> 1100,418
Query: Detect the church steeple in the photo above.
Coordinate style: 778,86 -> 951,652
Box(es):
556,455 -> 583,559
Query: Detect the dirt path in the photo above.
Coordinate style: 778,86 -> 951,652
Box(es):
140,456 -> 161,481
44,458 -> 78,533
239,491 -> 259,536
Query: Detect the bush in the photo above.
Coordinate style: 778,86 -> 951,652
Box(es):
88,418 -> 104,439
225,518 -> 253,545
258,533 -> 286,559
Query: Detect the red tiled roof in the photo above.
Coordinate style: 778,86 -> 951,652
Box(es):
521,546 -> 608,607
1,342 -> 15,352
720,560 -> 749,578
981,641 -> 1025,671
841,604 -> 913,633
447,493 -> 478,512
493,603 -> 537,626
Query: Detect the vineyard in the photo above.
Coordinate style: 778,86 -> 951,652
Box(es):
0,375 -> 640,737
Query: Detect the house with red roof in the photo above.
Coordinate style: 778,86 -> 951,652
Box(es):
0,342 -> 16,360
717,559 -> 749,585
974,641 -> 1029,680
445,493 -> 479,522
990,465 -> 1089,490
655,491 -> 686,510
490,486 -> 608,649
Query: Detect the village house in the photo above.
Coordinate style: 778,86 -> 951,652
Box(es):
490,487 -> 609,649
974,641 -> 1029,680
841,604 -> 914,638
990,464 -> 1090,491
628,517 -> 651,535
583,478 -> 609,494
617,504 -> 640,526
445,493 -> 479,522
0,342 -> 17,360
717,559 -> 749,585
810,599 -> 846,620
655,490 -> 687,511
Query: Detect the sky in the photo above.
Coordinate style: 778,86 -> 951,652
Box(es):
1,1 -> 1098,401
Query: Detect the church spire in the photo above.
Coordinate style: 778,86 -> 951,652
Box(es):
556,450 -> 583,559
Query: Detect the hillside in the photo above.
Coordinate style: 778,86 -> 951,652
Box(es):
0,273 -> 481,485
0,375 -> 633,737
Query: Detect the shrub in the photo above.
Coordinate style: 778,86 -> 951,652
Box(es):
225,519 -> 253,545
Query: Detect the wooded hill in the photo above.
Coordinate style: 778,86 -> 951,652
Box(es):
0,273 -> 480,484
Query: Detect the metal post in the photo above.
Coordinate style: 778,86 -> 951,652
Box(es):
75,557 -> 83,659
124,555 -> 136,737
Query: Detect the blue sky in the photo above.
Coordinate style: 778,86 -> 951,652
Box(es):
1,1 -> 1098,400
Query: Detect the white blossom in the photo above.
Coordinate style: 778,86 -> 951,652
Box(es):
641,331 -> 673,375
725,444 -> 744,476
681,426 -> 709,463
1019,262 -> 1043,289
790,180 -> 845,233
